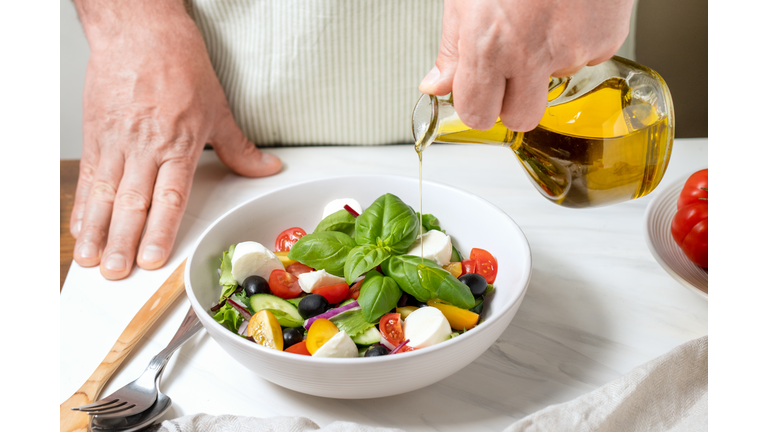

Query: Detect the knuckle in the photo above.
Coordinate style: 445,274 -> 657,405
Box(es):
116,190 -> 151,213
154,187 -> 186,209
79,164 -> 96,183
90,181 -> 117,204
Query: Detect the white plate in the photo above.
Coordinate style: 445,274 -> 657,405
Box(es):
643,172 -> 708,299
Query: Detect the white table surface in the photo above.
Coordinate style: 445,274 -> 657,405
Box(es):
60,138 -> 708,431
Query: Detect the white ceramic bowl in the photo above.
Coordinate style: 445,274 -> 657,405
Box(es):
185,174 -> 531,399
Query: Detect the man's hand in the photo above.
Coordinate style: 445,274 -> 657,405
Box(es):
419,0 -> 634,132
71,0 -> 282,280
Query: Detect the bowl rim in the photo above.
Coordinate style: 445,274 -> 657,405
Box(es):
184,173 -> 532,364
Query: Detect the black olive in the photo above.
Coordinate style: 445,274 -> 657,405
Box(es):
243,275 -> 270,296
364,345 -> 390,357
298,294 -> 330,319
282,327 -> 304,349
459,273 -> 488,298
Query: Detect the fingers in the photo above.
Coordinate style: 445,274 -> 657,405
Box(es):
99,156 -> 159,280
419,0 -> 460,96
73,150 -> 124,268
136,158 -> 197,271
499,72 -> 551,132
70,143 -> 100,239
211,112 -> 282,178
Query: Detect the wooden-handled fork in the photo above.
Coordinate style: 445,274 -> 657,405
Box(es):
60,259 -> 188,432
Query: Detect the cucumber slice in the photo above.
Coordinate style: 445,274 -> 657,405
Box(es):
250,294 -> 304,328
351,325 -> 381,346
450,246 -> 463,263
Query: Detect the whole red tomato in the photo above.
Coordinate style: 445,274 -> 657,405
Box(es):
670,171 -> 708,268
677,169 -> 708,209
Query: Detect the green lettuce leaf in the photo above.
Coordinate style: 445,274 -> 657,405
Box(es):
330,308 -> 376,337
218,244 -> 238,301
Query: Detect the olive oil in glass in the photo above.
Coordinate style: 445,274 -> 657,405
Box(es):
412,56 -> 675,208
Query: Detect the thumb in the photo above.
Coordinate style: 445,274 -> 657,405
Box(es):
419,1 -> 460,96
210,111 -> 282,178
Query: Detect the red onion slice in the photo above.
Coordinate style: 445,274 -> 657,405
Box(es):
304,300 -> 360,329
227,298 -> 252,321
344,205 -> 360,218
237,319 -> 249,336
389,339 -> 411,354
379,335 -> 397,351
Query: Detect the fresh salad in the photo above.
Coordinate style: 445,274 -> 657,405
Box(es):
210,193 -> 498,358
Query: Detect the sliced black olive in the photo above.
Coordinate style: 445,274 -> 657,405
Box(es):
459,273 -> 488,298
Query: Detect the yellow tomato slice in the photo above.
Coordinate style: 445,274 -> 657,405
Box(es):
306,318 -> 339,355
274,251 -> 297,268
247,310 -> 284,351
442,262 -> 462,278
426,299 -> 479,331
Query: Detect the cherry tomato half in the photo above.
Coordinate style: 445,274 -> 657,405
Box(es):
275,227 -> 307,252
345,277 -> 365,301
268,269 -> 303,299
313,283 -> 349,305
469,248 -> 497,284
285,340 -> 311,356
379,312 -> 405,347
286,262 -> 313,278
460,259 -> 476,275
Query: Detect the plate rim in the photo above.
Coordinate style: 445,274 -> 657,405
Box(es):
642,169 -> 708,300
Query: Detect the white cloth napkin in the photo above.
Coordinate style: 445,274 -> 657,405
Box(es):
155,336 -> 707,432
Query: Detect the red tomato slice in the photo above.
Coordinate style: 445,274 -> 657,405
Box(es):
275,227 -> 307,252
345,278 -> 365,301
268,269 -> 303,299
313,283 -> 349,305
379,313 -> 405,347
469,248 -> 497,284
286,262 -> 313,277
285,340 -> 311,356
460,259 -> 476,275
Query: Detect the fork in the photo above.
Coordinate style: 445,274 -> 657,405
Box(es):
72,303 -> 203,419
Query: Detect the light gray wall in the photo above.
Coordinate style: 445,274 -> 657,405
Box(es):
61,0 -> 88,159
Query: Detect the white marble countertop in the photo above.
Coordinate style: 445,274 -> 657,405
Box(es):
60,138 -> 708,431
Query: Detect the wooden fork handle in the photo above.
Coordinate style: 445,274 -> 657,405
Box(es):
60,259 -> 188,432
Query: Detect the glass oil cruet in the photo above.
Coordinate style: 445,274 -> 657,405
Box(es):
412,56 -> 675,208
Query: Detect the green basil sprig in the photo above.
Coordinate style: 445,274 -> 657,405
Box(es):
382,255 -> 474,309
354,193 -> 419,255
357,270 -> 402,322
287,231 -> 356,277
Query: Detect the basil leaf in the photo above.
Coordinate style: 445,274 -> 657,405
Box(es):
344,245 -> 391,284
357,270 -> 402,322
314,209 -> 356,237
287,231 -> 356,277
382,255 -> 474,309
417,212 -> 443,233
355,193 -> 419,254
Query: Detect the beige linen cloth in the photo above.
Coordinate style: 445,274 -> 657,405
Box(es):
155,336 -> 706,432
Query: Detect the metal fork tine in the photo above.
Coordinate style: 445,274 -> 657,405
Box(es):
86,403 -> 139,417
71,398 -> 121,411
77,401 -> 130,414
